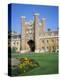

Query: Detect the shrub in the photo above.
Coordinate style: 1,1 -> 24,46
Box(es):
11,47 -> 16,53
16,58 -> 40,74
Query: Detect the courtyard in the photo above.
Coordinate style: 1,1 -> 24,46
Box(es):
10,52 -> 58,76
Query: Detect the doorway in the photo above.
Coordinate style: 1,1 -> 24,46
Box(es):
27,40 -> 35,52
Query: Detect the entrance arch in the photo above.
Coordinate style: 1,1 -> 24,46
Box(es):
27,40 -> 35,52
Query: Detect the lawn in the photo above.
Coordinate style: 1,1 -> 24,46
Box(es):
11,52 -> 58,76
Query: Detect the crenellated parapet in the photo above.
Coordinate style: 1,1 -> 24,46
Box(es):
20,13 -> 58,53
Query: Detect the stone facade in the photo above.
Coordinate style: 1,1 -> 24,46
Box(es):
8,13 -> 59,53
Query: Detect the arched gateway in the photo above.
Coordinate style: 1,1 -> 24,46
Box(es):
27,40 -> 35,52
20,13 -> 45,53
8,13 -> 58,53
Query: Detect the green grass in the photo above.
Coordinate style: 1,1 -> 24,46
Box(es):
11,52 -> 58,76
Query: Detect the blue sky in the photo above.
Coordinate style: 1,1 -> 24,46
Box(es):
8,3 -> 58,33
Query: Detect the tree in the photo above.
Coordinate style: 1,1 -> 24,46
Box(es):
48,28 -> 51,31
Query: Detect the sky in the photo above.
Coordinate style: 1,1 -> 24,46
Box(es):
8,3 -> 58,33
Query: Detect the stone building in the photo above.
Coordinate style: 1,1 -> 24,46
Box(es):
8,32 -> 21,52
8,13 -> 59,53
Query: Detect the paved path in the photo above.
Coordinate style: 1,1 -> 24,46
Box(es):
11,58 -> 20,66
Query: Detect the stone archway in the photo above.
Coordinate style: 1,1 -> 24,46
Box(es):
27,40 -> 35,52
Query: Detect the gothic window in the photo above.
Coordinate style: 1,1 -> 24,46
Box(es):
53,46 -> 54,49
42,47 -> 45,50
13,42 -> 15,45
52,39 -> 54,42
47,40 -> 49,43
17,42 -> 19,45
47,47 -> 48,49
42,40 -> 44,43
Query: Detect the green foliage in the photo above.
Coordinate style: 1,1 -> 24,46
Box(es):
17,58 -> 39,74
11,52 -> 58,76
48,28 -> 51,31
11,47 -> 16,53
11,57 -> 39,76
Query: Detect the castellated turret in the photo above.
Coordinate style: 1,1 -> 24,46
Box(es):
41,18 -> 46,32
20,16 -> 26,53
34,13 -> 40,52
20,13 -> 46,53
8,13 -> 58,53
